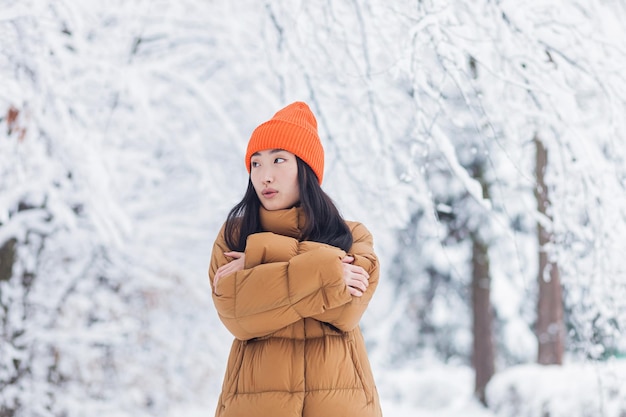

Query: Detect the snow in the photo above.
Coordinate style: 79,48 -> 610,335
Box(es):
2,0 -> 626,416
167,361 -> 626,417
488,361 -> 626,417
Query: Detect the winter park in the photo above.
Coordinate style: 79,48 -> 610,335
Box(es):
2,1 -> 626,416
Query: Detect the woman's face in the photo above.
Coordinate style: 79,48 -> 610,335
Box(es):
250,149 -> 300,211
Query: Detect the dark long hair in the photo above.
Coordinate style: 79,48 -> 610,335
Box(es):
224,157 -> 353,252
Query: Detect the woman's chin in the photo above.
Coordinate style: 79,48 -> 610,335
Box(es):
261,201 -> 285,211
261,199 -> 299,211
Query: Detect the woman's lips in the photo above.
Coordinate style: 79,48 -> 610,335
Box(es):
262,189 -> 278,198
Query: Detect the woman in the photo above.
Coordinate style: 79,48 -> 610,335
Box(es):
209,101 -> 382,417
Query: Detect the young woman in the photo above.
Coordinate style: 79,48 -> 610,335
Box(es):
209,102 -> 382,417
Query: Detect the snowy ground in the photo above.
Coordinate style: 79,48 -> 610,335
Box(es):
376,365 -> 496,417
169,360 -> 626,416
169,365 -> 492,417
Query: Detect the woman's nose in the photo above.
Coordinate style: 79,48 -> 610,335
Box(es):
262,170 -> 273,184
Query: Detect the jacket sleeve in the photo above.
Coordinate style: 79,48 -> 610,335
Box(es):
208,226 -> 352,340
310,222 -> 379,332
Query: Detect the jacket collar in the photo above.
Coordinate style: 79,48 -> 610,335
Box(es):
259,206 -> 306,239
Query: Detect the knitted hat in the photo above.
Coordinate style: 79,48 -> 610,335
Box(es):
245,101 -> 324,184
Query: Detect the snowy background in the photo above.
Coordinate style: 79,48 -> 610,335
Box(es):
2,0 -> 626,416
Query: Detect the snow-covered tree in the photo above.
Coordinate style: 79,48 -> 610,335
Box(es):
2,0 -> 626,415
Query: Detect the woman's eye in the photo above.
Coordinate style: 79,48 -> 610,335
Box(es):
251,161 -> 260,168
274,157 -> 286,163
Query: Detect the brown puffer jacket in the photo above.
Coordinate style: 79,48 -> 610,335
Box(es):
209,206 -> 382,417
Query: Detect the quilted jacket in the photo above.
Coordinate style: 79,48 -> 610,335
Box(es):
209,206 -> 382,417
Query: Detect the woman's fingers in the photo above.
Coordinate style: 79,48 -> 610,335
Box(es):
348,286 -> 363,297
345,264 -> 369,281
348,276 -> 368,293
342,262 -> 370,296
213,273 -> 222,294
342,255 -> 355,264
213,252 -> 246,293
215,262 -> 232,277
214,266 -> 229,281
216,260 -> 239,279
214,264 -> 235,293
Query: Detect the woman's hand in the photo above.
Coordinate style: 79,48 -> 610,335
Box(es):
213,251 -> 245,294
341,255 -> 369,297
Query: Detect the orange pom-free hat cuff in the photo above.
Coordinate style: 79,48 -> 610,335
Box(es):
245,102 -> 324,184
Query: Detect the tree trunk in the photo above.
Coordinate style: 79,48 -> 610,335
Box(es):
472,236 -> 495,404
535,135 -> 564,365
468,157 -> 496,404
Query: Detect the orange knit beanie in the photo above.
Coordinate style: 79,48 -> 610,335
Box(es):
245,101 -> 324,184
